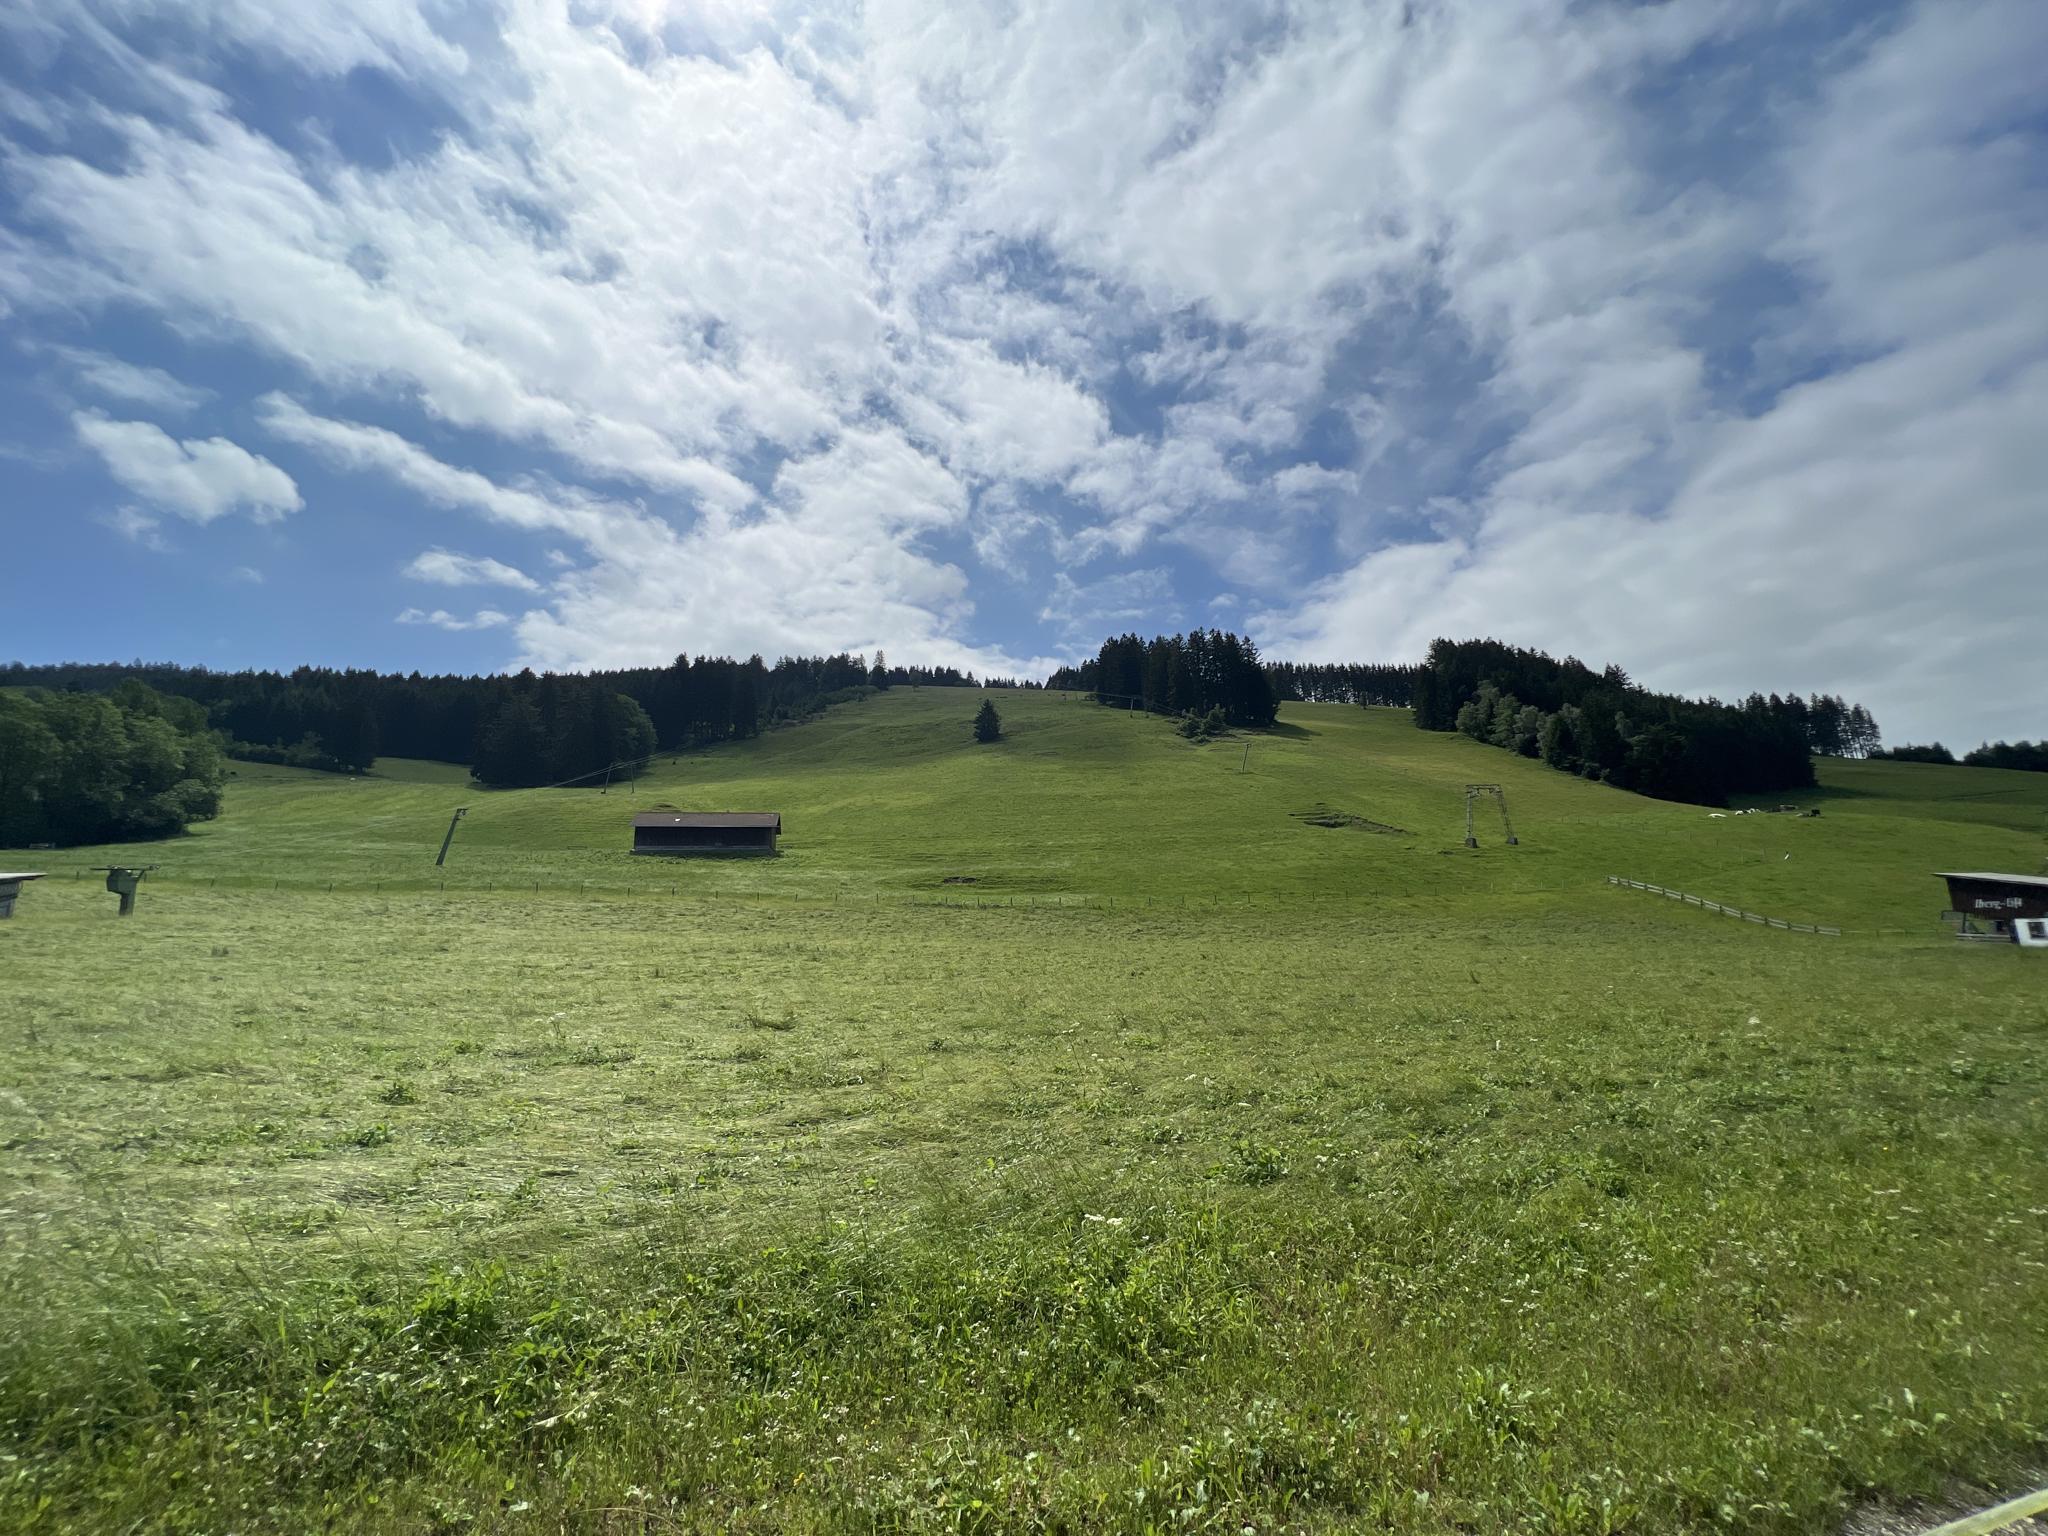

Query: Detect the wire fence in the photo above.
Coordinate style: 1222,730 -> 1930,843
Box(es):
34,864 -> 1931,936
38,865 -> 1382,912
1606,875 -> 1842,935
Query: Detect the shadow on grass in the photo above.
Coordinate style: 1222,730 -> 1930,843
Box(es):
1736,784 -> 1877,805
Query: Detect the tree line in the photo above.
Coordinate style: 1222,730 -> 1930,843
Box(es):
1875,739 -> 2048,772
1411,638 -> 1883,806
0,682 -> 226,846
1265,661 -> 1418,706
0,652 -> 1002,790
1051,631 -> 1281,728
1045,655 -> 1414,709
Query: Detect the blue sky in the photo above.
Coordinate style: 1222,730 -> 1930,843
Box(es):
2,0 -> 2044,744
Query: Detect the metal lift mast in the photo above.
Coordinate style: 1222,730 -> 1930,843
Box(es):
1463,784 -> 1519,848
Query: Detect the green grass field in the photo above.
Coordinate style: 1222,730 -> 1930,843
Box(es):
4,691 -> 2045,1533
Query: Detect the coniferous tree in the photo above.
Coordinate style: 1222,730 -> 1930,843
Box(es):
474,697 -> 549,787
973,698 -> 1002,743
1540,707 -> 1580,770
1963,740 -> 2048,772
731,658 -> 763,738
1405,637 -> 1852,804
2,647 -> 995,785
1264,660 -> 1418,706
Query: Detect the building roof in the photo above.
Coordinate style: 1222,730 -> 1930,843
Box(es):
632,812 -> 781,830
1936,871 -> 2048,889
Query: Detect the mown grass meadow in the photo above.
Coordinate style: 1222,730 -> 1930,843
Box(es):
3,692 -> 2044,1532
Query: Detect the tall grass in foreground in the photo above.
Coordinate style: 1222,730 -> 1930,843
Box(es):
7,1139 -> 2044,1533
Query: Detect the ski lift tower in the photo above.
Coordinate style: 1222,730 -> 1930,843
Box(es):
1463,785 -> 1518,849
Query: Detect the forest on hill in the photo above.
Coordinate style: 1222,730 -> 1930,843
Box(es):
4,631 -> 1912,812
1047,631 -> 1878,807
2,653 -> 1002,789
1410,638 -> 1880,805
1046,649 -> 1418,710
1877,738 -> 2048,772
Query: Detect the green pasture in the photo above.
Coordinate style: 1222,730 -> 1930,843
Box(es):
19,690 -> 2048,928
3,691 -> 2045,1533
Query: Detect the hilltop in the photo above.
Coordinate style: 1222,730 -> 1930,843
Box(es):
15,687 -> 2045,930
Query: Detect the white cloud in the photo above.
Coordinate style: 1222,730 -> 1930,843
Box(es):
5,0 -> 2043,742
257,393 -> 619,544
227,564 -> 264,584
514,425 -> 1002,673
896,336 -> 1108,485
45,346 -> 210,412
266,396 -> 1042,674
396,606 -> 511,631
54,0 -> 471,79
1258,0 -> 2048,745
103,504 -> 169,551
403,548 -> 542,592
1038,566 -> 1176,650
73,411 -> 301,523
6,12 -> 859,508
1271,464 -> 1359,501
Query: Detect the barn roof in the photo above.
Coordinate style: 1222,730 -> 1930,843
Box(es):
633,812 -> 781,830
1936,871 -> 2048,889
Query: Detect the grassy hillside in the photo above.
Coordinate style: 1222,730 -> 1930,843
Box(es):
3,691 -> 2045,1534
14,688 -> 2046,929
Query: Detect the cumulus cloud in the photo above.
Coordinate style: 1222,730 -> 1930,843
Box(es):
265,395 -> 1035,673
515,425 -> 1003,673
1256,0 -> 2048,744
1271,465 -> 1359,501
397,606 -> 511,631
3,0 -> 2042,740
45,346 -> 210,413
403,548 -> 542,592
72,412 -> 301,523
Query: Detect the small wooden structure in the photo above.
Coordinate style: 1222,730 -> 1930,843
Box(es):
1938,871 -> 2048,940
0,871 -> 45,919
631,812 -> 781,856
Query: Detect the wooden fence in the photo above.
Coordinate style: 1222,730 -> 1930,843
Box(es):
1606,876 -> 1840,935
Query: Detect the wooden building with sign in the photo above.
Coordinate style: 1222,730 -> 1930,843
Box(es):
1937,871 -> 2048,940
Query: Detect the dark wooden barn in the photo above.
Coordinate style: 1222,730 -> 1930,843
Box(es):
1937,871 -> 2048,938
632,811 -> 781,856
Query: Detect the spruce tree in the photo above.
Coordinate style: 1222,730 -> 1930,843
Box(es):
973,698 -> 1002,743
